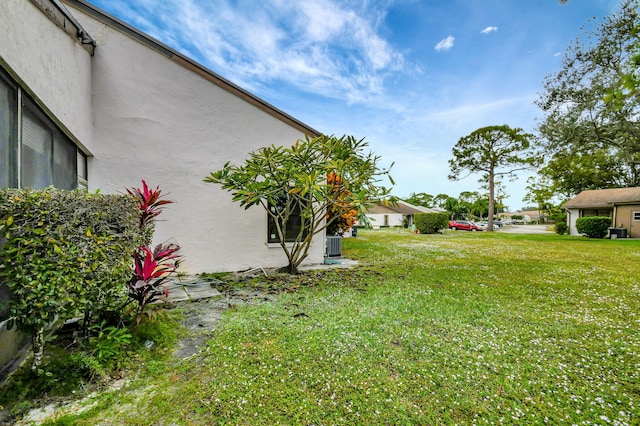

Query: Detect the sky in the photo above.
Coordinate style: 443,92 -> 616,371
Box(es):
87,0 -> 623,211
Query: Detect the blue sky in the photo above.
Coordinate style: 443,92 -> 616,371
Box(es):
87,0 -> 622,210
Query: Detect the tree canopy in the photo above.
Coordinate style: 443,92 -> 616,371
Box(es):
205,134 -> 393,274
536,0 -> 640,195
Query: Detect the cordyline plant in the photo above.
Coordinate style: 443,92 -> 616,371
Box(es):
204,134 -> 394,274
127,179 -> 174,234
127,243 -> 181,323
126,180 -> 181,323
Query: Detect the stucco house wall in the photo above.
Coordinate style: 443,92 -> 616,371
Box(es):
64,1 -> 324,273
0,0 -> 96,381
0,0 -> 94,151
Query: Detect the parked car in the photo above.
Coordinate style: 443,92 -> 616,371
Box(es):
448,220 -> 480,231
476,221 -> 499,231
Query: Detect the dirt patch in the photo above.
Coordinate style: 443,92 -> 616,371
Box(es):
170,285 -> 276,360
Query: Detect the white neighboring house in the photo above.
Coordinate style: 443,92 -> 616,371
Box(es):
362,200 -> 443,228
0,0 -> 325,371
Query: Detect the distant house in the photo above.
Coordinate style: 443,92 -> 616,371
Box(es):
518,210 -> 543,223
501,210 -> 541,224
362,200 -> 443,228
563,187 -> 640,238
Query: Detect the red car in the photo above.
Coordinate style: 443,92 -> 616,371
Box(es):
448,220 -> 480,231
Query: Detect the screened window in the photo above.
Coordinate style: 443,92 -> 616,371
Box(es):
634,211 -> 640,221
0,73 -> 18,188
0,68 -> 83,190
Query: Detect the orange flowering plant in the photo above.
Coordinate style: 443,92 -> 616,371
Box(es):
326,172 -> 358,235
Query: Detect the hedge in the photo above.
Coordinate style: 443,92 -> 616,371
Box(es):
0,188 -> 146,351
415,212 -> 449,234
575,216 -> 611,238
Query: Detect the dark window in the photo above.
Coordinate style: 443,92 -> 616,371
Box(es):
582,209 -> 612,217
267,196 -> 309,243
21,98 -> 77,190
633,211 -> 640,221
1,68 -> 82,191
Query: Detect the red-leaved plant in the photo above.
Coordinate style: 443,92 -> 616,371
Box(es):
127,243 -> 181,322
126,180 -> 174,230
126,180 -> 182,324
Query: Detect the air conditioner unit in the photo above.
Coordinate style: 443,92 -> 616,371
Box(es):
326,236 -> 342,257
609,227 -> 628,239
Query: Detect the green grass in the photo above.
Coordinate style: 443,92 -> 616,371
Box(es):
17,230 -> 640,424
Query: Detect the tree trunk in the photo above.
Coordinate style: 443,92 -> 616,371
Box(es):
488,169 -> 495,232
31,327 -> 45,373
279,263 -> 300,274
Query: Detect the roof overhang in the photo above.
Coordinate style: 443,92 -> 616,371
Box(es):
32,0 -> 96,54
62,0 -> 321,137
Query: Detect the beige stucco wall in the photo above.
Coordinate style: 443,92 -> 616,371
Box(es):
0,0 -> 93,151
67,5 -> 324,273
614,205 -> 640,238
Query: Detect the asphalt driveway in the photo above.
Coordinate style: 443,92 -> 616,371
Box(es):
499,224 -> 553,234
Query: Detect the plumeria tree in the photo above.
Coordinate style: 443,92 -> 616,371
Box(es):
205,134 -> 393,274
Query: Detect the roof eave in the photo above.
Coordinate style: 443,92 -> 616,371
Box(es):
32,0 -> 96,54
62,0 -> 321,137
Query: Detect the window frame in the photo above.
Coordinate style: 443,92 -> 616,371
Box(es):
0,67 -> 85,191
582,208 -> 612,217
0,70 -> 19,188
266,195 -> 310,244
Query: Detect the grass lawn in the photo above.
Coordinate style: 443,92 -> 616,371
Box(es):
24,230 -> 640,424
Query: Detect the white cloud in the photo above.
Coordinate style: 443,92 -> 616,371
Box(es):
111,0 -> 407,105
480,26 -> 498,34
434,36 -> 455,52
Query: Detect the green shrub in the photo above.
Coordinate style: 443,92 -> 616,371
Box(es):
555,221 -> 568,235
415,212 -> 449,234
575,216 -> 611,238
0,187 -> 144,370
549,210 -> 566,222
